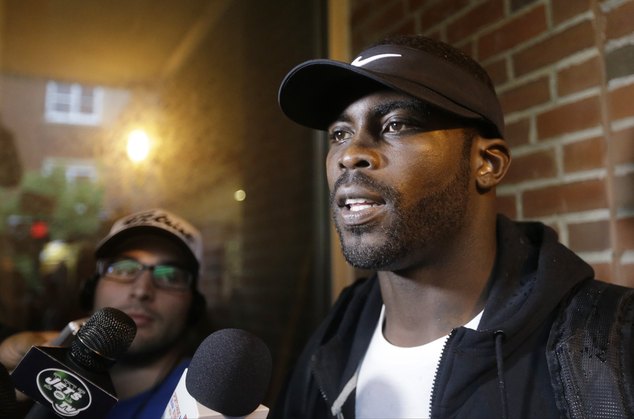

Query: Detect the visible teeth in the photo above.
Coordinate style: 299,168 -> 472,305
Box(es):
345,198 -> 377,212
346,198 -> 371,205
350,204 -> 373,212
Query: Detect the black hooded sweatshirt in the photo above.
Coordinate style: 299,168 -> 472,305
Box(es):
269,215 -> 634,419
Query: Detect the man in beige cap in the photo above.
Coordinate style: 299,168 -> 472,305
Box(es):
0,208 -> 207,418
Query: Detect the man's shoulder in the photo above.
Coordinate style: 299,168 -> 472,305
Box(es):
551,278 -> 634,340
547,279 -> 634,417
106,359 -> 190,418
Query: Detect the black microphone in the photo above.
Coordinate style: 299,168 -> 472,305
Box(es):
11,307 -> 136,418
164,328 -> 272,418
0,362 -> 18,419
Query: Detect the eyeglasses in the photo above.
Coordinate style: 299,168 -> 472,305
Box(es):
97,258 -> 194,291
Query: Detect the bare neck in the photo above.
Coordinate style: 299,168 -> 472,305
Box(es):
109,348 -> 183,399
378,216 -> 497,347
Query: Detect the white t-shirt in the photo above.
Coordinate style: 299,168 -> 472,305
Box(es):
355,305 -> 482,419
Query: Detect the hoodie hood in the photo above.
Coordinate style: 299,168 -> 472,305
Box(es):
479,215 -> 594,340
274,215 -> 597,419
430,215 -> 595,418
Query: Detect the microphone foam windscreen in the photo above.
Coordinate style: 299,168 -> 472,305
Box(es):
186,328 -> 272,417
70,307 -> 137,371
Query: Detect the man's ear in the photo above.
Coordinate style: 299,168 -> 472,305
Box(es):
474,137 -> 511,192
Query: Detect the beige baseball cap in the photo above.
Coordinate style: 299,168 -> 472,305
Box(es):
95,208 -> 203,274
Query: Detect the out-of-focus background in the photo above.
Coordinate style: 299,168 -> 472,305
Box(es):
0,0 -> 330,404
0,0 -> 632,406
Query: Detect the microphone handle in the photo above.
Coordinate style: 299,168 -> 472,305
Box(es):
24,402 -> 61,419
51,318 -> 87,346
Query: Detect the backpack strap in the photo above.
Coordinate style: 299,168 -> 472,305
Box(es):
547,279 -> 634,418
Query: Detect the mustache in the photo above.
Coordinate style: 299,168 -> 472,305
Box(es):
330,171 -> 398,206
119,305 -> 159,319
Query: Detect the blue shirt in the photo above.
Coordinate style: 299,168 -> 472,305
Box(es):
106,359 -> 189,419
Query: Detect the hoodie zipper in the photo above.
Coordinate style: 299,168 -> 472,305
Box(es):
428,328 -> 510,419
429,329 -> 456,419
318,383 -> 345,419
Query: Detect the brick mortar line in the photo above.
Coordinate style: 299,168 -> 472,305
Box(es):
497,168 -> 607,193
590,0 -> 621,281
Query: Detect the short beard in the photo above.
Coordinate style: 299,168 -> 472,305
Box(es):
331,135 -> 473,271
117,333 -> 185,366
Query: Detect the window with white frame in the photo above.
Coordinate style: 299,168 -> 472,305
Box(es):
45,81 -> 104,126
42,158 -> 98,184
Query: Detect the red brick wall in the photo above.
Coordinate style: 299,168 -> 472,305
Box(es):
348,0 -> 634,286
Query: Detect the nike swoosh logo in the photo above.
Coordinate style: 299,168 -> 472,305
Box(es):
351,53 -> 402,67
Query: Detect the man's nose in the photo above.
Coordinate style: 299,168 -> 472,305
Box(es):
337,134 -> 380,171
129,270 -> 155,299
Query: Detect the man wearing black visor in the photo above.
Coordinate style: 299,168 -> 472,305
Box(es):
271,35 -> 634,419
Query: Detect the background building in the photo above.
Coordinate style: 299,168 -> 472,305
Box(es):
0,0 -> 631,405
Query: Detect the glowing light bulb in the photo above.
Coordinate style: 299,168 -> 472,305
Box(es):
234,189 -> 246,202
127,129 -> 150,162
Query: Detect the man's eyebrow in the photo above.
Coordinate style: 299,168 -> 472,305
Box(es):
330,112 -> 352,127
372,99 -> 429,119
329,98 -> 429,128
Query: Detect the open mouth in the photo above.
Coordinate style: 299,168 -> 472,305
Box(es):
336,192 -> 387,226
343,198 -> 383,212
